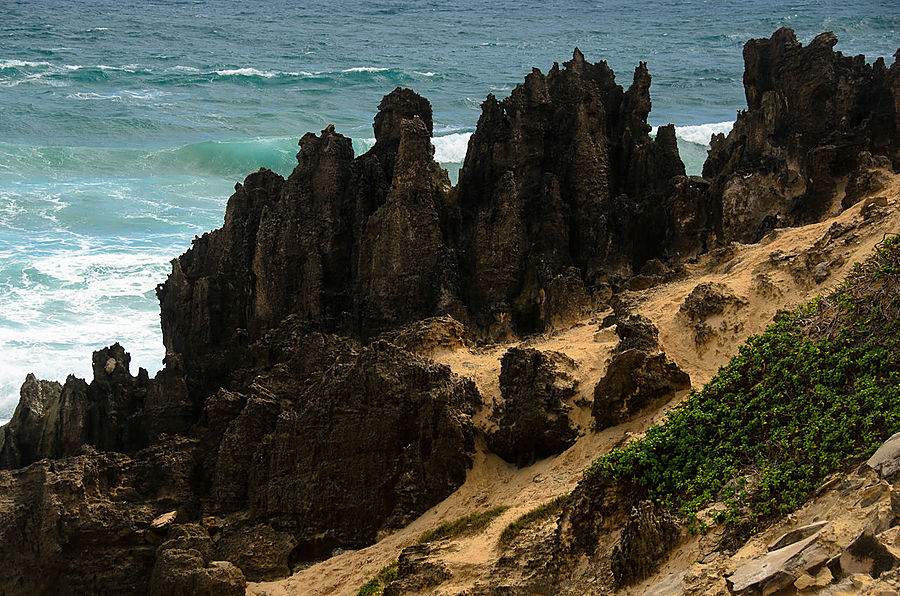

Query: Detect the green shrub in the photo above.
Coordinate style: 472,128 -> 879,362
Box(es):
417,505 -> 510,544
356,560 -> 398,596
585,236 -> 900,534
498,495 -> 568,548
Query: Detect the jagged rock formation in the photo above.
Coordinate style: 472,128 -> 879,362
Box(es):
159,49 -> 693,370
704,28 -> 900,243
157,88 -> 459,396
0,344 -> 179,469
454,50 -> 691,337
0,440 -> 200,595
486,347 -> 579,467
0,331 -> 479,592
593,315 -> 690,429
610,501 -> 680,587
198,322 -> 479,561
1,31 -> 897,594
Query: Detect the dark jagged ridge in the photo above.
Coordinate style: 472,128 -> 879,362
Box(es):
705,27 -> 900,243
0,30 -> 897,594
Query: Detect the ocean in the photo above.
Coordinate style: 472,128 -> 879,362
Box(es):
0,0 -> 897,421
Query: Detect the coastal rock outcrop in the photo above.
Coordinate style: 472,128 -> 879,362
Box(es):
704,28 -> 900,243
159,50 -> 694,365
198,322 -> 480,560
487,347 -> 579,467
3,31 -> 897,594
0,439 -> 200,595
593,315 -> 690,429
455,50 -> 690,337
0,344 -> 174,469
157,88 -> 457,398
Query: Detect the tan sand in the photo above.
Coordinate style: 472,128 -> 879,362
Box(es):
249,174 -> 900,596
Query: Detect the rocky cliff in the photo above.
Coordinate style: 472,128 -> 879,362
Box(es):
0,29 -> 897,595
704,27 -> 900,243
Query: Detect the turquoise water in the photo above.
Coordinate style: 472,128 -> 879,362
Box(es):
0,0 -> 897,419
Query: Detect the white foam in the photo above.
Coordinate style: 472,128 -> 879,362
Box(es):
0,243 -> 171,416
168,65 -> 200,73
216,68 -> 278,77
652,121 -> 735,146
433,133 -> 471,163
341,67 -> 389,73
0,59 -> 51,69
675,121 -> 734,144
414,71 -> 437,77
66,92 -> 122,101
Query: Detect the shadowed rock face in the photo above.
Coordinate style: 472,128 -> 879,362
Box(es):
158,50 -> 691,375
3,32 -> 897,594
157,87 -> 457,396
455,50 -> 687,337
704,28 -> 900,243
199,322 -> 480,558
487,347 -> 579,467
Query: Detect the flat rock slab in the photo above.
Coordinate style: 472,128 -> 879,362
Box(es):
728,532 -> 829,595
769,520 -> 831,551
867,432 -> 900,478
150,510 -> 177,531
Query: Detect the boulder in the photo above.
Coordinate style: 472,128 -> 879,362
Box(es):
148,548 -> 245,596
594,350 -> 690,430
867,432 -> 900,478
837,531 -> 900,579
487,347 -> 579,467
727,532 -> 829,595
383,544 -> 452,596
769,521 -> 831,551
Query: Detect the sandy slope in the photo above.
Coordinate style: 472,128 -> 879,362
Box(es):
248,175 -> 900,596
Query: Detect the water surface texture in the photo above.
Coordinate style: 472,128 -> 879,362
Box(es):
1,0 -> 897,418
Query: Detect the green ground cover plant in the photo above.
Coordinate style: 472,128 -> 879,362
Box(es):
586,236 -> 900,534
498,495 -> 568,547
356,560 -> 398,596
417,505 -> 510,544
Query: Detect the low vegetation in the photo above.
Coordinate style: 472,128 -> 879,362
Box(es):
417,505 -> 510,544
498,495 -> 568,548
586,236 -> 900,535
356,560 -> 398,596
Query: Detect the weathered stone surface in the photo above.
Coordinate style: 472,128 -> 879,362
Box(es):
383,544 -> 452,596
149,547 -> 246,596
556,471 -> 635,557
611,500 -> 680,587
769,521 -> 831,551
157,88 -> 454,397
487,347 -> 579,467
0,440 -> 199,595
868,432 -> 900,478
197,325 -> 480,561
455,50 -> 686,337
612,314 -> 660,354
593,316 -> 690,430
838,531 -> 900,579
704,28 -> 900,243
213,523 -> 296,582
727,532 -> 829,595
376,315 -> 469,356
678,281 -> 749,348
